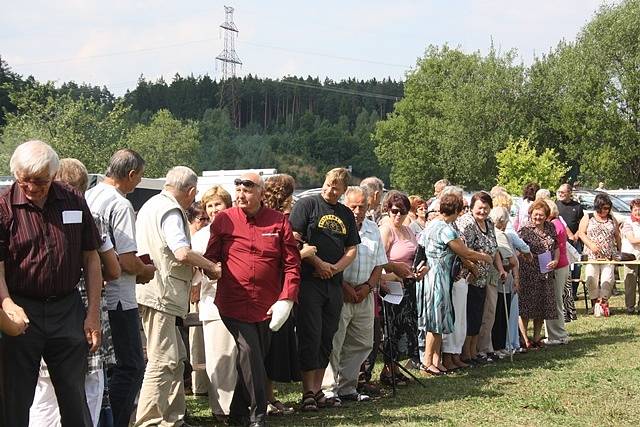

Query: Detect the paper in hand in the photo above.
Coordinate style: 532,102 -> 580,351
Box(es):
383,281 -> 404,305
538,251 -> 552,273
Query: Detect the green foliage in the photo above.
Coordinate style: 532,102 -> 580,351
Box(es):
122,109 -> 200,178
374,45 -> 525,194
0,82 -> 129,174
496,137 -> 569,194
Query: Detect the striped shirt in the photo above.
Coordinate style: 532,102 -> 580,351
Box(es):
343,218 -> 388,286
0,182 -> 100,298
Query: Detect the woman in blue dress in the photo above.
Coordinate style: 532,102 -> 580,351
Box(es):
416,194 -> 493,375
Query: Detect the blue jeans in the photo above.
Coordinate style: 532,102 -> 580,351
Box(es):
108,305 -> 145,427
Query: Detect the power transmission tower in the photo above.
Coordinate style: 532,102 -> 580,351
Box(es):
216,6 -> 242,125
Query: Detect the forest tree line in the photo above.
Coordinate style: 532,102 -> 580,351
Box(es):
1,0 -> 639,194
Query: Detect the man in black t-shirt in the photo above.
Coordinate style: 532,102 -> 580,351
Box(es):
289,168 -> 360,410
556,183 -> 585,298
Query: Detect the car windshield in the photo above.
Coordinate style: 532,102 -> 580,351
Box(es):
577,192 -> 631,213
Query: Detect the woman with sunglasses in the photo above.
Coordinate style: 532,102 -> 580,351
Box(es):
578,193 -> 621,316
379,191 -> 423,385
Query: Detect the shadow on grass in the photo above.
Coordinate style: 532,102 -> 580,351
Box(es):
187,325 -> 638,426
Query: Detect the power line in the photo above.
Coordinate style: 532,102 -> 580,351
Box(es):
277,80 -> 401,101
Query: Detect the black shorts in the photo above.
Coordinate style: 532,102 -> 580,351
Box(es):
466,284 -> 486,336
296,276 -> 343,371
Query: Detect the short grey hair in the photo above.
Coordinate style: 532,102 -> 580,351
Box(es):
345,186 -> 369,206
105,149 -> 145,180
440,185 -> 464,198
10,140 -> 60,178
535,189 -> 551,200
165,166 -> 198,192
489,206 -> 510,225
360,176 -> 384,194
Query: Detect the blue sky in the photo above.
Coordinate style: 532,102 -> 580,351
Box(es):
0,0 -> 611,95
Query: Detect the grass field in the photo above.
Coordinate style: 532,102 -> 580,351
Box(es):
185,293 -> 640,426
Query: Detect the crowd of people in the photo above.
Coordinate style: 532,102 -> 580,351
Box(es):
0,139 -> 639,427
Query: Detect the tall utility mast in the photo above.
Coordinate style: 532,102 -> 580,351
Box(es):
216,6 -> 242,79
216,6 -> 242,125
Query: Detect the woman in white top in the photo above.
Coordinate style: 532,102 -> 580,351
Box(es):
622,199 -> 640,314
191,186 -> 237,421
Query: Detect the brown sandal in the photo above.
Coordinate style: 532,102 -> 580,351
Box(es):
300,391 -> 318,412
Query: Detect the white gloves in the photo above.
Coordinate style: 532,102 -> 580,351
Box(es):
268,300 -> 293,332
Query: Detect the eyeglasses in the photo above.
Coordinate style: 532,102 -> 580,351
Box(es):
234,178 -> 257,187
390,208 -> 407,216
197,216 -> 210,222
16,177 -> 51,188
599,206 -> 612,211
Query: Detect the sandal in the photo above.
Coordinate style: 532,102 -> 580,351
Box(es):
268,400 -> 294,415
300,391 -> 318,412
379,372 -> 407,386
314,391 -> 341,408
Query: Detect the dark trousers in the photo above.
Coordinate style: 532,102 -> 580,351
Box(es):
221,317 -> 271,425
107,305 -> 145,427
570,240 -> 583,297
1,291 -> 91,427
492,292 -> 512,351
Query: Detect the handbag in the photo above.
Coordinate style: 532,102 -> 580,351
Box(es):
612,252 -> 637,262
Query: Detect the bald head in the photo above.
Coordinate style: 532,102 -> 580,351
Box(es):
236,172 -> 264,216
557,183 -> 573,202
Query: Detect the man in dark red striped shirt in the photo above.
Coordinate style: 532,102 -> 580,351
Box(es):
0,140 -> 102,426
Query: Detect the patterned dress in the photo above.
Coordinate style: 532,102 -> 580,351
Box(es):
417,220 -> 458,334
518,222 -> 558,319
584,215 -> 617,260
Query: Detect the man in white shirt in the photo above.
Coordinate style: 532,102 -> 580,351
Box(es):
85,149 -> 156,427
323,186 -> 388,402
622,199 -> 640,314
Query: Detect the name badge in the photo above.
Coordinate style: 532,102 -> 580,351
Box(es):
262,233 -> 278,237
62,210 -> 83,224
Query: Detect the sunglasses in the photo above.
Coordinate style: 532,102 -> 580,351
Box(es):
234,178 -> 257,187
390,207 -> 407,216
197,216 -> 209,222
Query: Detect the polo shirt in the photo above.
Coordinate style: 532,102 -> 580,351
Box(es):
343,218 -> 388,286
556,199 -> 584,234
0,182 -> 100,299
204,206 -> 301,323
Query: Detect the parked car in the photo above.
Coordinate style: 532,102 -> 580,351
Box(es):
603,189 -> 640,205
573,189 -> 630,224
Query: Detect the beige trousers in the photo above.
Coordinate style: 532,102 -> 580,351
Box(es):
322,293 -> 374,397
477,282 -> 497,354
189,303 -> 210,394
203,319 -> 237,416
545,266 -> 569,341
135,306 -> 186,427
442,279 -> 468,354
624,266 -> 640,309
585,263 -> 615,300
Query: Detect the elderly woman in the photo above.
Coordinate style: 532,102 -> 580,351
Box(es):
458,192 -> 506,364
262,174 -> 315,415
191,186 -> 237,420
514,182 -> 540,231
491,190 -> 531,354
622,199 -> 640,314
543,199 -> 570,344
408,196 -> 428,237
417,193 -> 492,375
184,202 -> 211,396
488,207 -> 520,357
379,191 -> 420,385
578,193 -> 621,316
518,200 -> 560,348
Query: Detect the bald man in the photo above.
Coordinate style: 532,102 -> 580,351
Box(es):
204,173 -> 300,427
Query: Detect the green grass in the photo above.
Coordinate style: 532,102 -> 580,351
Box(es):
186,294 -> 640,426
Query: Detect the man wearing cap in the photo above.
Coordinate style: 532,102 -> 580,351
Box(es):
204,173 -> 300,427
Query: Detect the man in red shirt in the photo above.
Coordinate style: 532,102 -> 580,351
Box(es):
204,172 -> 300,427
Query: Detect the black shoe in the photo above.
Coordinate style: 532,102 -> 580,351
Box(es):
249,421 -> 266,427
226,415 -> 248,426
